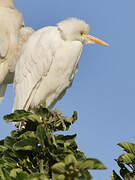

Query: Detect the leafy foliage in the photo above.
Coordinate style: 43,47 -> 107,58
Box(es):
110,142 -> 135,180
0,106 -> 106,180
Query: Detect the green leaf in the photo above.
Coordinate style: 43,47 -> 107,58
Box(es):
0,140 -> 4,145
55,174 -> 65,180
78,158 -> 106,170
0,167 -> 11,180
2,156 -> 17,167
3,149 -> 17,159
10,168 -> 23,178
35,106 -> 51,118
36,125 -> 45,147
4,110 -> 32,123
118,142 -> 135,155
70,111 -> 78,124
55,134 -> 76,147
75,150 -> 86,161
64,135 -> 77,148
119,166 -> 132,179
52,162 -> 65,174
15,171 -> 29,180
118,153 -> 135,164
75,170 -> 92,180
29,173 -> 49,180
13,138 -> 37,151
18,131 -> 36,139
27,114 -> 42,123
64,154 -> 77,166
4,136 -> 16,149
0,145 -> 7,152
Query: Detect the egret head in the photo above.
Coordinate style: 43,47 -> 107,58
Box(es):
0,0 -> 14,8
58,18 -> 108,46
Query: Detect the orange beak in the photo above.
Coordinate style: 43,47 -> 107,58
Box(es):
83,34 -> 109,46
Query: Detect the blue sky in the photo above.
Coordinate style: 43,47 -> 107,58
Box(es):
0,0 -> 135,179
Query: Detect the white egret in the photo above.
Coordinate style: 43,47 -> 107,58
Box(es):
13,18 -> 108,111
0,0 -> 34,103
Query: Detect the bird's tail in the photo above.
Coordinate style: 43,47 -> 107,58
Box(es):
0,84 -> 7,104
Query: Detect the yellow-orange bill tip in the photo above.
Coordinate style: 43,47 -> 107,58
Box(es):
90,35 -> 109,46
84,34 -> 109,46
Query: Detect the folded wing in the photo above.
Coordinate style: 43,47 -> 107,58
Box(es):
13,28 -> 54,110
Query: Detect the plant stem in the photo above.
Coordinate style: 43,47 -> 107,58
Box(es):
39,159 -> 44,173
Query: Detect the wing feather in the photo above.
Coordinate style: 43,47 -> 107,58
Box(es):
29,40 -> 82,109
13,30 -> 54,110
